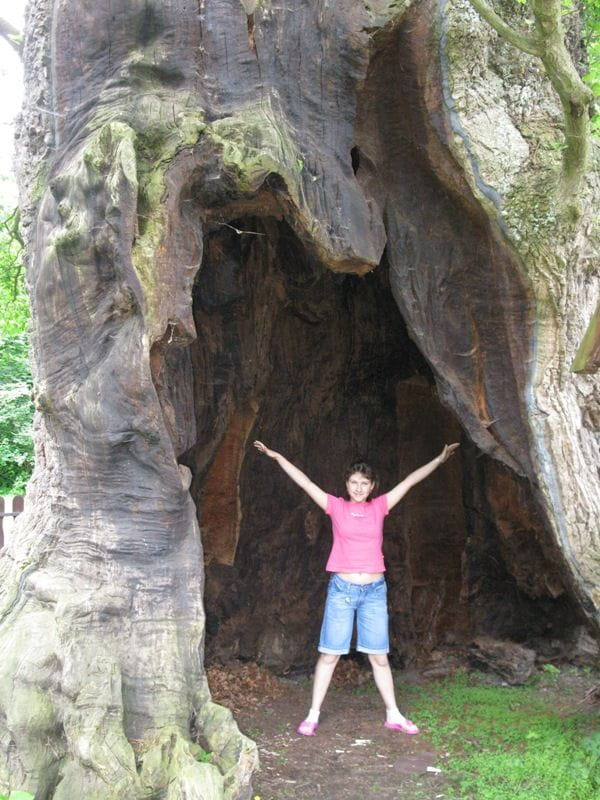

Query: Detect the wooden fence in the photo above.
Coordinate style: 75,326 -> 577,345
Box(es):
0,496 -> 25,549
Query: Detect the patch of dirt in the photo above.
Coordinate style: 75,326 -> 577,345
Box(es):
207,660 -> 600,800
208,659 -> 447,800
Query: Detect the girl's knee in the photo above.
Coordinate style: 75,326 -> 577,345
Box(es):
318,653 -> 340,666
368,653 -> 389,668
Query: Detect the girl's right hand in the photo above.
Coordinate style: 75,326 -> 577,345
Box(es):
253,440 -> 278,459
253,441 -> 327,509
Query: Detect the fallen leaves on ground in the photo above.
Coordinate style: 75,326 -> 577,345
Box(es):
331,657 -> 372,688
206,657 -> 372,714
207,661 -> 284,713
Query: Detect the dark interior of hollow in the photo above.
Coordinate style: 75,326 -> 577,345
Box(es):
177,215 -> 580,674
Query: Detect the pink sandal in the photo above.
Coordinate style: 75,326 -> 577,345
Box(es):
384,718 -> 419,735
296,719 -> 319,736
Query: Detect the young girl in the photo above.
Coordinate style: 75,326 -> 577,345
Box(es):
253,440 -> 459,736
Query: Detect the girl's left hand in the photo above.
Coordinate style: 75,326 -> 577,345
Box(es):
439,443 -> 460,463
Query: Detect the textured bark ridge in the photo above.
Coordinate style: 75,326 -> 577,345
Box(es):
1,0 -> 599,798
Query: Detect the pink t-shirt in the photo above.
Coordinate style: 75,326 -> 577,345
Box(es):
325,494 -> 389,573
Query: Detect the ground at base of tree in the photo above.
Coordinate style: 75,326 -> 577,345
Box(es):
207,659 -> 600,800
237,681 -> 443,800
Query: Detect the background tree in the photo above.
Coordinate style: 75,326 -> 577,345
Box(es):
0,207 -> 32,494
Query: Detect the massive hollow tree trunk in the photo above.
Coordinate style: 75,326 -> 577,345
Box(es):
1,0 -> 598,798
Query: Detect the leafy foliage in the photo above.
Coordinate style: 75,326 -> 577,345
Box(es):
0,207 -> 33,495
0,208 -> 27,334
579,0 -> 600,132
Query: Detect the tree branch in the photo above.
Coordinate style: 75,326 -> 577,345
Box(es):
467,0 -> 542,57
531,0 -> 593,200
468,0 -> 594,206
572,301 -> 600,373
0,17 -> 23,57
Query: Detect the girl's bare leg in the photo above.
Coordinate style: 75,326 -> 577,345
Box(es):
368,653 -> 415,725
368,653 -> 398,710
304,653 -> 339,721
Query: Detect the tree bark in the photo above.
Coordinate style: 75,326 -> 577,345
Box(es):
1,0 -> 599,798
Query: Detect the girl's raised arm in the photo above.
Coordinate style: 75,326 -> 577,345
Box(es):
253,441 -> 328,511
385,443 -> 460,511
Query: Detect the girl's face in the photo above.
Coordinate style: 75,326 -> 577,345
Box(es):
346,472 -> 375,503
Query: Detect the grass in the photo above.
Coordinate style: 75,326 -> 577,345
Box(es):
401,670 -> 600,800
351,680 -> 378,697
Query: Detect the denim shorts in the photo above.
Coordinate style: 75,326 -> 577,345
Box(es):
318,574 -> 389,655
